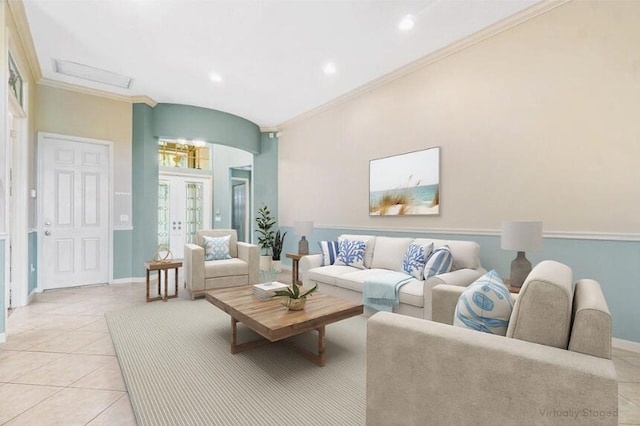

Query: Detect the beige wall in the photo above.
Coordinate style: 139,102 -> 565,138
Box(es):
35,85 -> 133,228
279,1 -> 640,236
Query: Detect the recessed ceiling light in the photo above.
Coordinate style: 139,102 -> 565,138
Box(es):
399,15 -> 415,31
209,73 -> 222,83
323,62 -> 336,75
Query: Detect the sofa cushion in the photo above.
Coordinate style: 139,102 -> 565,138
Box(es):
318,240 -> 340,266
453,270 -> 513,336
414,238 -> 480,271
307,265 -> 359,286
371,237 -> 413,271
506,260 -> 574,349
339,235 -> 376,268
424,245 -> 453,278
204,258 -> 248,277
203,235 -> 232,261
335,239 -> 367,269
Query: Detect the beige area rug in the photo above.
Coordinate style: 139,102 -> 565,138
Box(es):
106,299 -> 366,426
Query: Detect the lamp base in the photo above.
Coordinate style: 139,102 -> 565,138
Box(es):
298,236 -> 309,255
510,251 -> 532,288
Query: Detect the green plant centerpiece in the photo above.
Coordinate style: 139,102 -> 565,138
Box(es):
273,283 -> 318,311
256,204 -> 276,256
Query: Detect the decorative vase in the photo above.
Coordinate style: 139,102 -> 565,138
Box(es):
285,297 -> 306,311
272,260 -> 282,273
259,255 -> 272,272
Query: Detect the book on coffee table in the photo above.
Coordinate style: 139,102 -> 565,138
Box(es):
253,281 -> 289,300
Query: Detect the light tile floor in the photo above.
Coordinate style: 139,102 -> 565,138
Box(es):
1,280 -> 640,425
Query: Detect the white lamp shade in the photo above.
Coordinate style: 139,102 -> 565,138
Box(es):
294,221 -> 314,236
501,221 -> 543,252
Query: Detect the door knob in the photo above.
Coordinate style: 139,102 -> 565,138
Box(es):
44,230 -> 51,236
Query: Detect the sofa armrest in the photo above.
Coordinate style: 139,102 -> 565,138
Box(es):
184,243 -> 205,293
237,242 -> 260,284
300,254 -> 323,283
421,268 -> 485,320
367,312 -> 618,426
431,284 -> 466,325
426,267 -> 485,287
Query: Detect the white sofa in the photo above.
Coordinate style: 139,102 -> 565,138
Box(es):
300,234 -> 485,319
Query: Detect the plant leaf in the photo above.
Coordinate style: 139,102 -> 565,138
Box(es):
300,284 -> 318,298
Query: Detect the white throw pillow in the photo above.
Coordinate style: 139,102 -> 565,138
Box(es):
318,240 -> 340,266
203,235 -> 231,261
334,239 -> 367,269
423,245 -> 453,278
402,242 -> 434,280
453,270 -> 513,336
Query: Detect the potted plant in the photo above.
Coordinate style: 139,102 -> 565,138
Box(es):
273,283 -> 318,311
271,229 -> 287,271
256,204 -> 275,271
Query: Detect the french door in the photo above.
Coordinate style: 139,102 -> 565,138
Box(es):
38,134 -> 110,289
158,174 -> 211,259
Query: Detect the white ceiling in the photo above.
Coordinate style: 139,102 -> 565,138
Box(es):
23,0 -> 539,128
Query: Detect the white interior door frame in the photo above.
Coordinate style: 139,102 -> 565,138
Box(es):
37,132 -> 114,291
8,92 -> 28,307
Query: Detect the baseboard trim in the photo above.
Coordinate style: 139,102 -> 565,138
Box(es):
0,332 -> 5,344
109,277 -> 147,285
612,338 -> 640,354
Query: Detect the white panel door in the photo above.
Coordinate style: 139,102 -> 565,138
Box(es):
40,135 -> 110,289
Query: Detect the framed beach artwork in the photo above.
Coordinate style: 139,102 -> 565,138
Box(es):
369,146 -> 440,216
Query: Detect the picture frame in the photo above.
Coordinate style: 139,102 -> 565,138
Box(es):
369,146 -> 440,216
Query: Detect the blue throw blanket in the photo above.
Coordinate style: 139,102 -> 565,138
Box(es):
363,272 -> 414,312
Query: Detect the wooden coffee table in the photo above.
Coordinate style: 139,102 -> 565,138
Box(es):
205,286 -> 363,366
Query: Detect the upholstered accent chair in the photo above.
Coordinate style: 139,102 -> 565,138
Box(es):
183,229 -> 260,299
367,260 -> 618,425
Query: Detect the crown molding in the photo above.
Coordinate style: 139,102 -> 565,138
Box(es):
259,126 -> 280,133
279,0 -> 570,129
37,78 -> 157,106
7,0 -> 42,81
131,96 -> 157,107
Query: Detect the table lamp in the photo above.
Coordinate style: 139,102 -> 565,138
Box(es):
501,221 -> 543,288
294,221 -> 314,255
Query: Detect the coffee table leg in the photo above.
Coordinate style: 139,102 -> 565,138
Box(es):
317,326 -> 326,367
231,318 -> 238,352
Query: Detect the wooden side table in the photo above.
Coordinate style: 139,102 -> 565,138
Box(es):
145,260 -> 182,302
286,253 -> 306,286
502,278 -> 521,294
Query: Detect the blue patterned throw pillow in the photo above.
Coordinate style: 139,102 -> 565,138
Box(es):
335,239 -> 366,269
318,240 -> 340,266
203,235 -> 232,261
402,242 -> 434,280
453,270 -> 513,336
424,245 -> 453,279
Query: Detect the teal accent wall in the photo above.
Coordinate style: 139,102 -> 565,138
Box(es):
128,103 -> 270,277
153,104 -> 260,154
253,133 -> 279,245
0,239 -> 5,336
113,230 -> 133,279
28,231 -> 37,294
279,226 -> 640,343
132,103 -> 160,277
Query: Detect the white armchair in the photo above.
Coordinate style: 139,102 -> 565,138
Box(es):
184,229 -> 260,299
